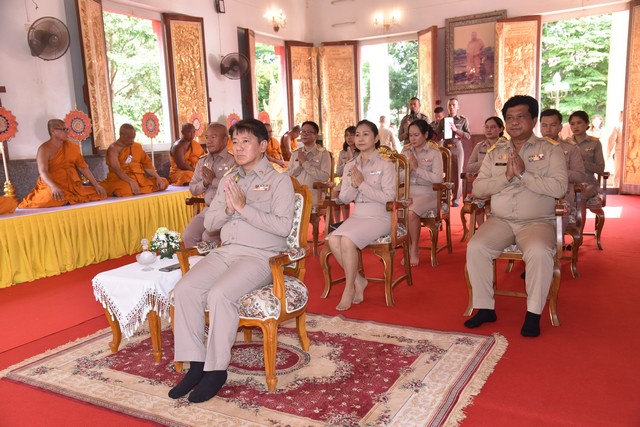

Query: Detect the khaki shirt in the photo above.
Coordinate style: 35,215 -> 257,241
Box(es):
285,144 -> 332,205
339,150 -> 396,204
401,142 -> 443,186
204,155 -> 294,253
559,140 -> 586,185
473,134 -> 567,222
435,114 -> 471,145
335,149 -> 359,178
189,150 -> 235,205
398,112 -> 430,144
568,135 -> 605,185
466,139 -> 494,174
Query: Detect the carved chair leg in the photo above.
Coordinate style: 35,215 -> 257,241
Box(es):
296,311 -> 310,351
460,208 -> 469,242
147,310 -> 163,363
464,266 -> 473,316
445,217 -> 453,253
595,211 -> 605,250
375,248 -> 395,307
430,226 -> 439,267
402,242 -> 413,286
548,263 -> 561,326
261,320 -> 278,392
319,244 -> 333,298
243,327 -> 253,342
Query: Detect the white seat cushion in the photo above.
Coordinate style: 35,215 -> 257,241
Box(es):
374,223 -> 407,244
238,276 -> 308,320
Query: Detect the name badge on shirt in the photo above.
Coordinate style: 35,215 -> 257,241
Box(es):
528,153 -> 545,162
369,170 -> 382,175
125,154 -> 133,164
254,184 -> 271,191
495,153 -> 507,166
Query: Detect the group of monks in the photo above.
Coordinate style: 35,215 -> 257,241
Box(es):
0,120 -> 225,214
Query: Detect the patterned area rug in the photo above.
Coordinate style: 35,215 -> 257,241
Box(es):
1,314 -> 506,426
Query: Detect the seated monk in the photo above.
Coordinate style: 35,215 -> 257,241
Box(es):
280,125 -> 300,162
19,119 -> 107,208
101,123 -> 168,197
265,122 -> 286,170
169,123 -> 205,186
0,196 -> 18,214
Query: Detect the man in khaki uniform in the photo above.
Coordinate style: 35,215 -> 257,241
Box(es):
465,95 -> 567,337
540,109 -> 586,231
170,119 -> 294,403
285,120 -> 332,208
182,123 -> 235,247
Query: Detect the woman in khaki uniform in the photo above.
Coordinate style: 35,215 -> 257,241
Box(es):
567,110 -> 605,201
402,120 -> 443,266
328,120 -> 397,311
333,126 -> 357,221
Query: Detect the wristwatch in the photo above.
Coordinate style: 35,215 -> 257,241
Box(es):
517,170 -> 525,180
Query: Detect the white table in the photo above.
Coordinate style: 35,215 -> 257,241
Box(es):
92,255 -> 188,362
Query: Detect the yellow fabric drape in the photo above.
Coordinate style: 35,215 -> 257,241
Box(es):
0,190 -> 193,288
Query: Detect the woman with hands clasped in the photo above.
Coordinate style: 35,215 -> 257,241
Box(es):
327,120 -> 397,311
333,126 -> 358,221
401,119 -> 443,267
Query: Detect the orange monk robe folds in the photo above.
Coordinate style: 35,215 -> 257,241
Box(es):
101,143 -> 169,197
19,141 -> 107,208
0,196 -> 18,214
169,140 -> 205,185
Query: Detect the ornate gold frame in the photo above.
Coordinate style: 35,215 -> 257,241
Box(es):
445,10 -> 506,95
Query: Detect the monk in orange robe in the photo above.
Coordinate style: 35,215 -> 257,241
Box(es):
0,196 -> 18,214
19,119 -> 107,208
101,123 -> 168,197
265,122 -> 286,170
280,125 -> 300,162
169,123 -> 205,186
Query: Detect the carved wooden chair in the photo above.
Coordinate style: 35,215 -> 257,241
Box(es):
310,152 -> 335,256
464,199 -> 564,327
418,145 -> 454,267
581,171 -> 609,250
185,196 -> 205,215
171,176 -> 312,392
319,148 -> 412,306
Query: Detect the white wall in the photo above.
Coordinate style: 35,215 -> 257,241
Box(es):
0,0 -> 629,159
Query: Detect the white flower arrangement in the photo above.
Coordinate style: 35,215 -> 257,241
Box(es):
150,227 -> 182,259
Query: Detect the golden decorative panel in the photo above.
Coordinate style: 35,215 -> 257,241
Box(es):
164,16 -> 209,142
494,18 -> 541,118
288,45 -> 318,128
418,27 -> 437,115
319,44 -> 357,154
622,2 -> 640,192
76,0 -> 115,149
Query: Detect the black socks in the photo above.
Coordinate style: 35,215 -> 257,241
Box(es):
521,311 -> 541,337
188,370 -> 228,403
168,361 -> 205,399
464,309 -> 497,328
168,363 -> 228,402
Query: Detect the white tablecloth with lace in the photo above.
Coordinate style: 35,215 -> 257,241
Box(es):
92,256 -> 184,339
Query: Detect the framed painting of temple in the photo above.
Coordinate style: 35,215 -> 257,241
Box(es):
445,10 -> 507,95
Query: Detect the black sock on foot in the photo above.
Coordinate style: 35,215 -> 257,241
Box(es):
464,309 -> 497,328
188,370 -> 228,403
521,311 -> 541,337
168,361 -> 205,399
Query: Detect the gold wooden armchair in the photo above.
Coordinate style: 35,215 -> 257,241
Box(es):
310,152 -> 335,256
464,199 -> 564,327
171,176 -> 312,392
319,148 -> 412,306
418,145 -> 454,267
581,171 -> 609,250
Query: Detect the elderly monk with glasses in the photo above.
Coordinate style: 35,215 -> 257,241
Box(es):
19,119 -> 107,208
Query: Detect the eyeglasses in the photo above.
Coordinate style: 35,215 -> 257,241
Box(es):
53,127 -> 69,132
300,130 -> 317,135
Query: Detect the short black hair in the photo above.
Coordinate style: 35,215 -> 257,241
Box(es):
501,95 -> 539,120
301,121 -> 319,134
434,106 -> 444,114
540,109 -> 563,123
343,125 -> 356,151
233,118 -> 268,143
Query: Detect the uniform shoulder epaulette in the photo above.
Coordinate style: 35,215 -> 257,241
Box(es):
198,153 -> 208,159
223,167 -> 238,177
458,114 -> 467,120
486,139 -> 504,153
545,136 -> 560,145
587,135 -> 600,142
427,140 -> 440,149
317,145 -> 326,152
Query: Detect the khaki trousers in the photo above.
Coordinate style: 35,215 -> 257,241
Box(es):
466,217 -> 556,314
173,246 -> 274,371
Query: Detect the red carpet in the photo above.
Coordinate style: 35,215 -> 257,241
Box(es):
1,195 -> 639,426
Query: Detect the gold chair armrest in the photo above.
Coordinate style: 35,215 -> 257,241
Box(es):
176,247 -> 201,275
185,197 -> 205,206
